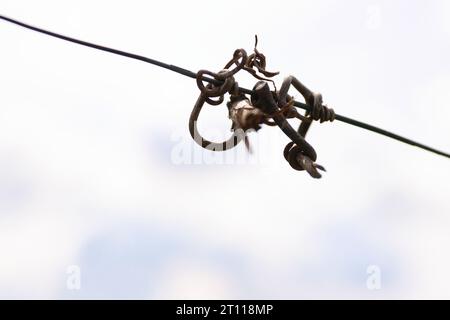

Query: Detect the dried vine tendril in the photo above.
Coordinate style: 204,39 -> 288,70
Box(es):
190,37 -> 335,178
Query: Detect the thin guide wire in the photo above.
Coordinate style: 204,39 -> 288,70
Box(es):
0,14 -> 448,159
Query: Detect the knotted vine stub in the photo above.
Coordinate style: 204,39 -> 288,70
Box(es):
189,37 -> 335,178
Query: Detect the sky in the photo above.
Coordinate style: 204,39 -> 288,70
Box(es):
0,0 -> 449,299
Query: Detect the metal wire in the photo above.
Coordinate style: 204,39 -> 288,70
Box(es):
1,14 -> 449,159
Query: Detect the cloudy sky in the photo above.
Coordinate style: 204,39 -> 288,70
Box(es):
0,0 -> 449,299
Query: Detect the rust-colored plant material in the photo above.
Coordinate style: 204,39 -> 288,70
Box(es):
189,36 -> 335,179
1,15 -> 449,167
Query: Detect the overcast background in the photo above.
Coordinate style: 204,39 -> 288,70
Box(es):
0,0 -> 449,299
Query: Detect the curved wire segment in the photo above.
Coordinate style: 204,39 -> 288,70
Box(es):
0,14 -> 449,159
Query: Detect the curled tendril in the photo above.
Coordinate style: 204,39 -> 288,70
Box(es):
283,142 -> 326,179
240,35 -> 280,91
